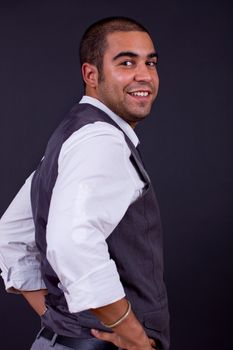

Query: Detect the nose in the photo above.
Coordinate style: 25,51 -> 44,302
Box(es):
134,62 -> 153,83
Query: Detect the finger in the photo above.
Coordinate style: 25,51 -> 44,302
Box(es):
91,329 -> 115,343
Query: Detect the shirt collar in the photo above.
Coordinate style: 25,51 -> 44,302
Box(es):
79,95 -> 139,147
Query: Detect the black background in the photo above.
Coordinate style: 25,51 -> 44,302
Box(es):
0,0 -> 232,349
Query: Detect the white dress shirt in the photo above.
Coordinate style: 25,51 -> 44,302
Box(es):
0,96 -> 146,312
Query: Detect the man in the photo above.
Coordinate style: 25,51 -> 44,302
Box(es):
0,17 -> 170,350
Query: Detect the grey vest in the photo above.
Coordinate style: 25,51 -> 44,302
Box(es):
31,103 -> 170,350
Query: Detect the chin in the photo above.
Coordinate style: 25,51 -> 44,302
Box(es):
131,109 -> 151,120
117,105 -> 151,122
126,113 -> 149,122
135,114 -> 149,121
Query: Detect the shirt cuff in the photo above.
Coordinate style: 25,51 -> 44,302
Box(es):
1,264 -> 46,294
62,259 -> 125,313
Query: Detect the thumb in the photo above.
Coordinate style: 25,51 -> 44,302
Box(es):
91,329 -> 114,342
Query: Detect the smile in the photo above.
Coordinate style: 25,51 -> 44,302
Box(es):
128,91 -> 150,97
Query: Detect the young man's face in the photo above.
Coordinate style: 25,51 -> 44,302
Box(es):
96,31 -> 159,125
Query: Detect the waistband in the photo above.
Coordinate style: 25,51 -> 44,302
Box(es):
37,326 -> 118,349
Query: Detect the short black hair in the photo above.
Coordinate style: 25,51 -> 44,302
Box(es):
79,16 -> 150,80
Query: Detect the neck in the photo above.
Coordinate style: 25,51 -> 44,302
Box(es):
84,91 -> 138,130
128,121 -> 137,129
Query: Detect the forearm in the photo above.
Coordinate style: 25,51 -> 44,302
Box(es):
91,297 -> 150,348
21,289 -> 48,316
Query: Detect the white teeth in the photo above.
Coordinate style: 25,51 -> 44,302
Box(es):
130,91 -> 149,97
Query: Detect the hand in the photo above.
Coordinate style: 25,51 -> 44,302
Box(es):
91,329 -> 157,349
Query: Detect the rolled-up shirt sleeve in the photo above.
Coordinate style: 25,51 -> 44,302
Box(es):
46,123 -> 141,313
0,173 -> 46,293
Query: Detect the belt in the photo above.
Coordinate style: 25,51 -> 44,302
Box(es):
38,327 -> 118,349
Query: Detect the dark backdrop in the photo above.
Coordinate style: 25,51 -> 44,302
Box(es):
0,0 -> 232,349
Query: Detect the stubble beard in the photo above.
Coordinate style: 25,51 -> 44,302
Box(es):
98,86 -> 154,124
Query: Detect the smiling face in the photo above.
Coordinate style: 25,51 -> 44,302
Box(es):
83,31 -> 159,127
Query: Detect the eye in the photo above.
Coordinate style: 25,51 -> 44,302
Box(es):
120,60 -> 134,66
146,61 -> 157,67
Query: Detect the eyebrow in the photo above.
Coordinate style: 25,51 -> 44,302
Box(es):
112,51 -> 158,61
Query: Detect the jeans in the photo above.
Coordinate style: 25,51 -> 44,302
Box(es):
30,333 -> 119,350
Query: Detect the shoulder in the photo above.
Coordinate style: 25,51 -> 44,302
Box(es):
60,121 -> 126,158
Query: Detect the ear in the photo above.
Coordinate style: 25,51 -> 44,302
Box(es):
82,63 -> 99,88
